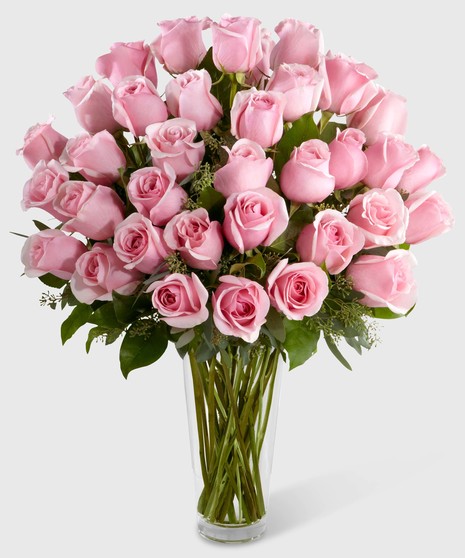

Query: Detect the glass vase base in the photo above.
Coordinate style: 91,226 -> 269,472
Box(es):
197,514 -> 266,543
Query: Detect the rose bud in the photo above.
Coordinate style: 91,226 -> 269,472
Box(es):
230,88 -> 286,148
266,259 -> 329,320
127,165 -> 187,226
149,273 -> 209,328
165,69 -> 223,131
22,160 -> 69,220
64,76 -> 119,135
96,41 -> 157,87
53,181 -> 125,240
60,131 -> 126,186
397,146 -> 446,194
266,63 -> 324,122
297,209 -> 365,274
346,188 -> 409,248
212,276 -> 270,343
145,118 -> 205,180
71,243 -> 142,304
213,139 -> 273,197
21,229 -> 87,280
248,28 -> 276,85
18,119 -> 67,169
280,139 -> 335,203
270,18 -> 323,69
405,191 -> 454,245
346,249 -> 417,315
328,128 -> 368,189
152,17 -> 211,74
164,208 -> 223,270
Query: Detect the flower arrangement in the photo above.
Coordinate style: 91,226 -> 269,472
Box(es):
17,15 -> 453,542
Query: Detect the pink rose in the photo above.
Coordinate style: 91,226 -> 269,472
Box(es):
363,133 -> 418,189
212,15 -> 262,73
18,119 -> 67,169
347,188 -> 409,248
405,191 -> 454,245
270,19 -> 323,69
145,118 -> 205,180
96,41 -> 157,87
53,181 -> 125,240
222,188 -> 288,253
347,86 -> 407,145
346,250 -> 417,314
248,28 -> 275,85
266,63 -> 324,122
71,243 -> 142,304
212,276 -> 270,342
328,128 -> 368,190
149,273 -> 209,328
22,160 -> 69,219
113,213 -> 170,274
152,17 -> 211,74
213,139 -> 273,197
21,229 -> 87,280
280,139 -> 335,203
127,165 -> 187,226
60,131 -> 126,186
266,259 -> 329,319
165,69 -> 223,131
64,76 -> 119,135
297,209 -> 365,274
230,88 -> 286,148
112,76 -> 168,137
397,146 -> 446,194
164,208 -> 223,270
319,52 -> 378,115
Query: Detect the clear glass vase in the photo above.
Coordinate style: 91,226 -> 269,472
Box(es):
183,345 -> 283,543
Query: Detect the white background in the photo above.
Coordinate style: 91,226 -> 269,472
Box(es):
1,1 -> 464,556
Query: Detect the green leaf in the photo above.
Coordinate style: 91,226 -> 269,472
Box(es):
372,307 -> 404,320
112,291 -> 150,324
39,273 -> 68,289
86,326 -> 122,353
197,187 -> 225,217
33,220 -> 50,231
324,335 -> 352,371
274,113 -> 319,176
61,304 -> 93,345
10,231 -> 28,238
266,307 -> 286,343
283,319 -> 320,370
269,204 -> 314,253
175,329 -> 196,349
119,323 -> 168,378
319,121 -> 346,144
90,303 -> 122,329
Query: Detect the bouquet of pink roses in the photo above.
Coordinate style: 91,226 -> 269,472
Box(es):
17,15 -> 453,542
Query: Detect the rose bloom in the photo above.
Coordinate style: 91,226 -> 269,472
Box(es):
145,118 -> 205,180
319,52 -> 378,115
223,188 -> 288,253
270,18 -> 323,69
328,128 -> 368,190
346,249 -> 417,315
18,119 -> 67,169
60,131 -> 126,186
280,139 -> 335,203
248,28 -> 275,85
96,41 -> 157,86
297,209 -> 365,274
397,146 -> 446,194
64,76 -> 119,135
212,276 -> 270,342
213,139 -> 273,197
127,165 -> 187,226
347,86 -> 407,145
347,188 -> 409,248
363,133 -> 419,189
53,180 -> 125,240
230,88 -> 286,148
266,259 -> 329,320
164,208 -> 223,270
405,190 -> 454,245
71,243 -> 143,304
149,273 -> 209,328
112,76 -> 168,137
21,229 -> 87,280
22,160 -> 69,219
266,63 -> 324,122
152,17 -> 211,74
165,69 -> 223,131
212,15 -> 262,73
113,213 -> 170,274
